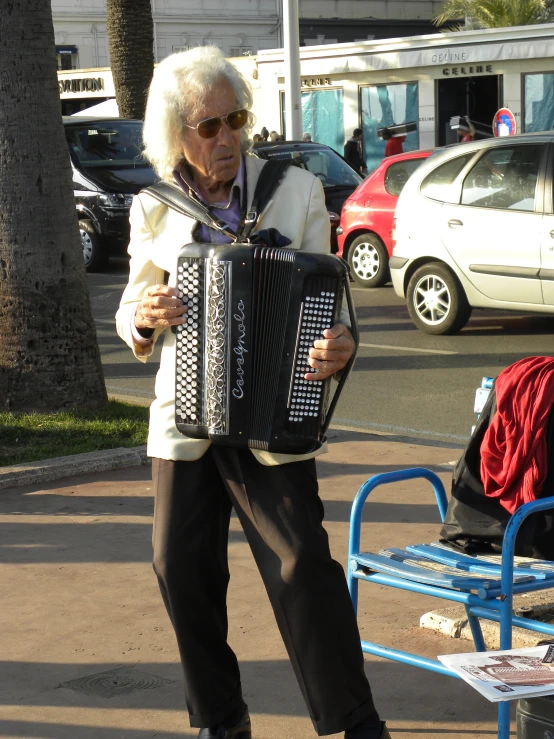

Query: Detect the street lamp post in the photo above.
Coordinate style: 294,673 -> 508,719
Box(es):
283,0 -> 302,140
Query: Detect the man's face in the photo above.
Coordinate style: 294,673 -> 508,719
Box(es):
181,78 -> 242,186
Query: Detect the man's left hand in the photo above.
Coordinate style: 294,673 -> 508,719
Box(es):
306,323 -> 356,381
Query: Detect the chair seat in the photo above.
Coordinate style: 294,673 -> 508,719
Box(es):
351,540 -> 554,598
408,542 -> 554,579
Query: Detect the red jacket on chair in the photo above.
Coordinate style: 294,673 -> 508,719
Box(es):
481,356 -> 554,514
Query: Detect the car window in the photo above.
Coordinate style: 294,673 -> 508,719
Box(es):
65,121 -> 147,168
384,158 -> 426,197
258,147 -> 362,187
461,145 -> 543,212
421,154 -> 474,203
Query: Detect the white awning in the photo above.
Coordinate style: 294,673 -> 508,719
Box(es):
71,98 -> 119,117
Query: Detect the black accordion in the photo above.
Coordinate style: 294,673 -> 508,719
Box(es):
174,243 -> 357,454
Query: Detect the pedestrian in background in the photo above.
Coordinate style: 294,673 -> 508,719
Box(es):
344,128 -> 364,174
303,131 -> 312,142
382,128 -> 405,158
458,117 -> 476,142
260,126 -> 269,141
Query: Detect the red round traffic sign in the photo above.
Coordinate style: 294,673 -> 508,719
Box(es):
493,108 -> 517,137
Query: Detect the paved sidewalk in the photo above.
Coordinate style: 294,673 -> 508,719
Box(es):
1,430 -> 510,738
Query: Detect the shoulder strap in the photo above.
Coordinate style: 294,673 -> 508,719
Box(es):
143,158 -> 293,243
141,181 -> 238,241
239,159 -> 293,240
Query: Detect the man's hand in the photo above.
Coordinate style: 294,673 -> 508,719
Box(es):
305,323 -> 356,381
135,285 -> 187,330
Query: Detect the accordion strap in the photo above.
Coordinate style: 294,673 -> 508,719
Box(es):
238,159 -> 293,240
142,181 -> 239,241
142,158 -> 293,243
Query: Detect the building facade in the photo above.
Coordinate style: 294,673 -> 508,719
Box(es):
52,0 -> 443,72
299,0 -> 444,45
57,22 -> 554,176
52,0 -> 281,73
255,23 -> 554,172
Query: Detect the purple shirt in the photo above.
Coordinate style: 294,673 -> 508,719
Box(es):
173,156 -> 245,244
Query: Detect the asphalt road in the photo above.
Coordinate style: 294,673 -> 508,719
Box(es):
90,260 -> 554,445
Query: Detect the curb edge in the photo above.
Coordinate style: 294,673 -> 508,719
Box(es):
0,446 -> 149,490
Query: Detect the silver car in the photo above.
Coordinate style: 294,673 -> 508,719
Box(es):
390,133 -> 554,334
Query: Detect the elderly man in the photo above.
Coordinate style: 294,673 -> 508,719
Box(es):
303,131 -> 312,142
116,46 -> 391,739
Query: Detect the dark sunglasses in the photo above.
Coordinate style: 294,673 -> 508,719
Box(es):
184,108 -> 249,139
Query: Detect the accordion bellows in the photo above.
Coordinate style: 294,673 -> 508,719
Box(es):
174,243 -> 352,454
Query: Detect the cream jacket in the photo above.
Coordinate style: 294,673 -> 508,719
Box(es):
116,153 -> 335,465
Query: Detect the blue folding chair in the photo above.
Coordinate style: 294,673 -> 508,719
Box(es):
347,467 -> 554,739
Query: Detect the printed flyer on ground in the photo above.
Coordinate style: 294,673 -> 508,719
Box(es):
438,645 -> 554,702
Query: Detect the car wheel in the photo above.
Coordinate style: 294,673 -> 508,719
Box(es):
346,234 -> 389,288
79,221 -> 107,272
406,262 -> 472,335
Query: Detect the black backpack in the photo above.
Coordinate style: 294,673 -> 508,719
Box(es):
440,382 -> 554,560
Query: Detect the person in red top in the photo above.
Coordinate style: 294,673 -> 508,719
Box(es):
382,128 -> 405,157
458,118 -> 476,143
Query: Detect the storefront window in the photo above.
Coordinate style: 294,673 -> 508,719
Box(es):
282,89 -> 344,153
56,46 -> 78,71
360,83 -> 419,174
524,73 -> 554,133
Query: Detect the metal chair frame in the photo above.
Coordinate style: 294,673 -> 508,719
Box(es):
347,467 -> 554,739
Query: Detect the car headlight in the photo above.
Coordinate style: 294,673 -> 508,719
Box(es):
99,193 -> 133,208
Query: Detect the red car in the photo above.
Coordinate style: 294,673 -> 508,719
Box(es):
337,149 -> 432,287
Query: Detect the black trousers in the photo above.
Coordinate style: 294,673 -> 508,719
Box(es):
152,449 -> 379,735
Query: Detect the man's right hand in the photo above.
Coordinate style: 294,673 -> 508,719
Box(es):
135,285 -> 187,330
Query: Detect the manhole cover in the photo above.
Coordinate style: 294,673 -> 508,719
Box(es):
59,666 -> 175,698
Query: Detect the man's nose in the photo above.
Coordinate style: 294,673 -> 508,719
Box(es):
217,119 -> 237,145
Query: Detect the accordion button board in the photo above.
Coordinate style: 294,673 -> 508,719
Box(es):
175,243 -> 351,455
175,259 -> 205,427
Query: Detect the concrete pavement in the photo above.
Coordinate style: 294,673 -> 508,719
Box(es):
2,429 -> 515,738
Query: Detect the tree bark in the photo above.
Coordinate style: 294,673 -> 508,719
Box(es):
106,0 -> 155,120
0,0 -> 107,412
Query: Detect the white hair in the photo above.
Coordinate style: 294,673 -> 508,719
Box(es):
143,46 -> 254,181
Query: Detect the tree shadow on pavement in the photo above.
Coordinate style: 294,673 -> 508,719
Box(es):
0,658 -> 499,727
0,723 -> 193,739
0,520 -> 249,564
322,500 -> 443,525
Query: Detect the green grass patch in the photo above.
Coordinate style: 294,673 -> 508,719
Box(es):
0,400 -> 149,467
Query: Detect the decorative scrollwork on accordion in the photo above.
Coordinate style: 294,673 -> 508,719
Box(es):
206,261 -> 229,434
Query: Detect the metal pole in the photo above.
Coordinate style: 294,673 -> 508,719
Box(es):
283,0 -> 302,139
152,0 -> 158,63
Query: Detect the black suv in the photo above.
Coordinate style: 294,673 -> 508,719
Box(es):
64,117 -> 157,271
253,141 -> 363,252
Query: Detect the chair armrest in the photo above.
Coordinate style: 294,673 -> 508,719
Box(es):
348,467 -> 448,559
494,497 -> 554,650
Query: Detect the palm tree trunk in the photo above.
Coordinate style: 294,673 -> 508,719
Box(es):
106,0 -> 155,120
0,0 -> 107,412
